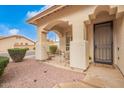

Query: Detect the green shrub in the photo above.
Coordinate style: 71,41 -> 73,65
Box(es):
33,47 -> 35,50
25,48 -> 29,51
0,56 -> 9,76
49,45 -> 57,54
8,48 -> 27,62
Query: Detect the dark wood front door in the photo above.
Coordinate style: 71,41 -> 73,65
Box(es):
94,21 -> 113,65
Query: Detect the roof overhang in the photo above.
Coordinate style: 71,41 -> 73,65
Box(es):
27,5 -> 67,25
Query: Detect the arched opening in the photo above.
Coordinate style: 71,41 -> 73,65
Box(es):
42,20 -> 72,66
44,20 -> 72,52
47,31 -> 60,48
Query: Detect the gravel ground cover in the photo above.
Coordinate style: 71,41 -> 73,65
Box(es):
0,58 -> 85,88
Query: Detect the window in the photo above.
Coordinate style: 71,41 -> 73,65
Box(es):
21,43 -> 23,45
15,43 -> 19,45
25,43 -> 28,45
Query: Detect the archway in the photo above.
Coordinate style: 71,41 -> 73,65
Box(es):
47,31 -> 60,49
43,20 -> 72,52
41,20 -> 72,66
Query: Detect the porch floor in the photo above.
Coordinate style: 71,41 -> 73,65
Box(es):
42,55 -> 124,87
83,64 -> 124,87
54,63 -> 124,88
45,55 -> 84,73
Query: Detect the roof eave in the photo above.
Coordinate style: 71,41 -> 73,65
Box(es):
27,5 -> 67,25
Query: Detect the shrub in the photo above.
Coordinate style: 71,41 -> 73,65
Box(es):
0,56 -> 9,76
49,45 -> 57,54
33,47 -> 35,50
8,48 -> 27,62
25,48 -> 29,51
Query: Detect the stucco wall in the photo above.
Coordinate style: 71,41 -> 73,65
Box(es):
14,45 -> 35,50
34,5 -> 124,70
115,16 -> 124,75
38,6 -> 96,43
0,37 -> 15,52
38,6 -> 95,26
87,11 -> 115,63
0,36 -> 35,52
15,37 -> 34,45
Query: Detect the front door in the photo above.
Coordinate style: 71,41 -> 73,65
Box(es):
94,21 -> 113,64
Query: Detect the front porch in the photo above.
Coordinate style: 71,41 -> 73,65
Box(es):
44,54 -> 84,73
54,63 -> 124,88
27,5 -> 124,74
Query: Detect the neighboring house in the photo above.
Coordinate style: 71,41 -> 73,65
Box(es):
28,5 -> 124,75
0,35 -> 35,52
47,39 -> 56,46
47,39 -> 60,47
0,36 -> 4,39
36,39 -> 58,51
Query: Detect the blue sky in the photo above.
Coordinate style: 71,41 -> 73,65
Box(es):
0,5 -> 58,41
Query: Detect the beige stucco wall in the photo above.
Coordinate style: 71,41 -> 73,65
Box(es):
33,5 -> 124,70
87,11 -> 116,63
36,6 -> 96,69
14,37 -> 35,50
0,37 -> 15,52
115,16 -> 124,75
14,45 -> 35,50
38,6 -> 96,43
86,6 -> 124,74
16,37 -> 34,45
0,36 -> 35,52
38,6 -> 118,54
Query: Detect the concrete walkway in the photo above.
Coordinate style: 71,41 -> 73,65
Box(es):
82,64 -> 124,88
54,64 -> 124,88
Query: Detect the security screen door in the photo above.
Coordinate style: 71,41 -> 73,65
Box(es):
94,21 -> 113,64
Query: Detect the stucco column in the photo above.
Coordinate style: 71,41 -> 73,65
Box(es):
59,33 -> 66,52
41,31 -> 48,50
70,21 -> 89,70
35,28 -> 48,61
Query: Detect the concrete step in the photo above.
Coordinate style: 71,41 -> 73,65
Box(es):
53,81 -> 95,88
